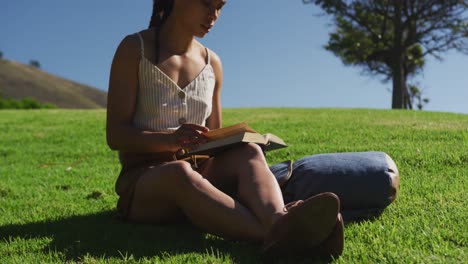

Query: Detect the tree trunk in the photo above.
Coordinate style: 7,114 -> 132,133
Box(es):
392,58 -> 406,109
405,73 -> 412,109
391,0 -> 405,109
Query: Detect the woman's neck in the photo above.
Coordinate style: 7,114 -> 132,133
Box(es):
158,17 -> 196,55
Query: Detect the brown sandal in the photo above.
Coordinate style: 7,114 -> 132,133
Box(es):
262,192 -> 340,257
310,212 -> 344,258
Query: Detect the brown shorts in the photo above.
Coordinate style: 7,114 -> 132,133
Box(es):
115,156 -> 210,220
115,163 -> 161,220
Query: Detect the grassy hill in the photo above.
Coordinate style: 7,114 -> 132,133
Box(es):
0,108 -> 466,263
0,59 -> 106,108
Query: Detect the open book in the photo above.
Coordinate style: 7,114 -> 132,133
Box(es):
181,122 -> 287,157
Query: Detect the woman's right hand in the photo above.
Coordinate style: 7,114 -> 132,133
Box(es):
170,123 -> 209,153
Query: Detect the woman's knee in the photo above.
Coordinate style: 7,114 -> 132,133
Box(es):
238,143 -> 266,161
168,160 -> 193,175
166,160 -> 204,187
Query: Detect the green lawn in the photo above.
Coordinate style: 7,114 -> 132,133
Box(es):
0,108 -> 466,263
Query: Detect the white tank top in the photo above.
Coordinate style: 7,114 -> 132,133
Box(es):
132,32 -> 215,132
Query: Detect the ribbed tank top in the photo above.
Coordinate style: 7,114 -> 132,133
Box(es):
133,32 -> 215,132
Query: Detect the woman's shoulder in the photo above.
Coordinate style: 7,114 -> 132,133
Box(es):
135,28 -> 155,41
208,48 -> 222,76
116,33 -> 141,52
196,41 -> 222,71
111,32 -> 147,66
118,29 -> 153,47
195,41 -> 223,82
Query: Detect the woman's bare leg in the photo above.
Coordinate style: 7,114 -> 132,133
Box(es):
200,143 -> 286,231
128,160 -> 264,241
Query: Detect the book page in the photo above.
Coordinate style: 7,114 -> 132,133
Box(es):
203,122 -> 257,141
263,133 -> 288,151
182,126 -> 287,157
190,132 -> 267,154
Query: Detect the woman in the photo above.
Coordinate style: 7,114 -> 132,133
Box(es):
106,0 -> 343,257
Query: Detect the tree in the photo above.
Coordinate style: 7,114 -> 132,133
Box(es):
304,0 -> 468,109
407,83 -> 429,110
29,60 -> 41,68
0,51 -> 3,60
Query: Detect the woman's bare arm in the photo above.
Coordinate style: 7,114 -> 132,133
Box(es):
205,50 -> 223,130
106,34 -> 178,153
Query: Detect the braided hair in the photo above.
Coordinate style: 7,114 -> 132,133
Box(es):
148,0 -> 174,63
148,0 -> 174,29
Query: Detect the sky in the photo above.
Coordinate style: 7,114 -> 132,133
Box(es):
2,0 -> 467,114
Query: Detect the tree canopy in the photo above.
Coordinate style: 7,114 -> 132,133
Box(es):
29,60 -> 41,69
304,0 -> 468,109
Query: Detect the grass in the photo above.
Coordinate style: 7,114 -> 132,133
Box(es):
0,108 -> 466,263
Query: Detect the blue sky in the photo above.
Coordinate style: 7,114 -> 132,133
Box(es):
2,0 -> 467,114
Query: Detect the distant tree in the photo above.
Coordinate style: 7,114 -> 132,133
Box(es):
407,84 -> 429,110
0,51 -> 3,59
304,0 -> 468,109
29,60 -> 41,68
19,97 -> 43,109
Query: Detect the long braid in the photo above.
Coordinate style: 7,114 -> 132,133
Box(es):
148,0 -> 174,63
148,0 -> 174,28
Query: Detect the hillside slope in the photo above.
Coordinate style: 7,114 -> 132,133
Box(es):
0,59 -> 106,108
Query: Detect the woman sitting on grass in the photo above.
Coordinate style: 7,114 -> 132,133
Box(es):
106,0 -> 343,257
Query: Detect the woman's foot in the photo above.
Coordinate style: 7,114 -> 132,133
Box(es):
261,192 -> 340,257
311,212 -> 344,259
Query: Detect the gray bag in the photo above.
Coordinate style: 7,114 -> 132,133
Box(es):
269,151 -> 399,221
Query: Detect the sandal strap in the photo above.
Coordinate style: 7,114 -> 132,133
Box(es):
283,200 -> 304,212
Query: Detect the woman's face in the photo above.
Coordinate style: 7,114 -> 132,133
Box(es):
174,0 -> 227,38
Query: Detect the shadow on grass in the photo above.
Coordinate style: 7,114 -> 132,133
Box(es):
0,209 -> 352,263
0,210 -> 262,263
